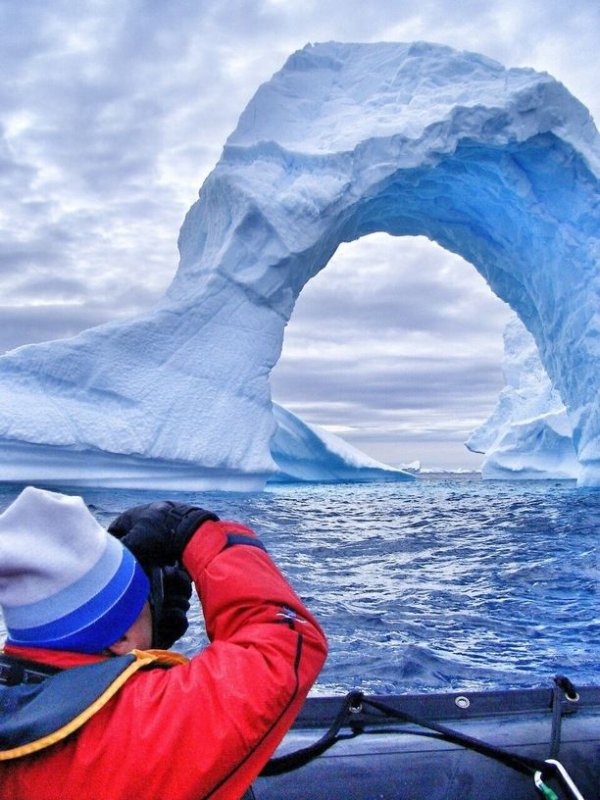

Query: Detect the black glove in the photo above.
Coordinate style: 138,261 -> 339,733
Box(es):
108,501 -> 218,649
108,501 -> 219,570
150,565 -> 193,649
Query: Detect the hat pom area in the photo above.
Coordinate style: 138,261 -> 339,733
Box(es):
0,487 -> 149,654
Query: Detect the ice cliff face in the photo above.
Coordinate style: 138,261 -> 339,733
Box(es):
466,317 -> 579,480
0,41 -> 599,488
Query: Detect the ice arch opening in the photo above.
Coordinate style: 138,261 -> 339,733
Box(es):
0,41 -> 598,488
272,233 -> 512,471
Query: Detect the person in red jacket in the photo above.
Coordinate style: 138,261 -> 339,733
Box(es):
0,486 -> 327,800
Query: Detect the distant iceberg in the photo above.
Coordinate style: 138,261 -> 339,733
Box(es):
467,318 -> 579,480
0,41 -> 599,488
400,460 -> 422,474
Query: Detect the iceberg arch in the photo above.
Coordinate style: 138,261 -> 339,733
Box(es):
1,41 -> 599,488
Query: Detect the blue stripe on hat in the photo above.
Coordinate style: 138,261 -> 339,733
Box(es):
6,547 -> 150,654
4,535 -> 124,629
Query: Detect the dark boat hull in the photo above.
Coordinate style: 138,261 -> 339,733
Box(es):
252,685 -> 600,799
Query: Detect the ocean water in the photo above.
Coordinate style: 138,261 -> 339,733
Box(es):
0,477 -> 598,697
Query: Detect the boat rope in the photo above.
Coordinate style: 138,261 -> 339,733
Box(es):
260,690 -> 363,776
261,680 -> 587,799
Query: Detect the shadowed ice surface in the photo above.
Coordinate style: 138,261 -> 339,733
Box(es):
0,477 -> 597,696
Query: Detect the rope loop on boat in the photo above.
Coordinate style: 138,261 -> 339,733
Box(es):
260,690 -> 364,776
550,675 -> 580,759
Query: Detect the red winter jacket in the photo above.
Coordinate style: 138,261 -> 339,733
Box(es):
0,519 -> 328,800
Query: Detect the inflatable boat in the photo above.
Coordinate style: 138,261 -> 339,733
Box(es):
251,678 -> 599,799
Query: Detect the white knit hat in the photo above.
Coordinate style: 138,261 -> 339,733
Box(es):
0,487 -> 149,653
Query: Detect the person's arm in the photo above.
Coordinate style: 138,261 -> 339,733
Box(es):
174,518 -> 327,799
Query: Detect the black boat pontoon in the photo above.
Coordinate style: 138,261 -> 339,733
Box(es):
252,680 -> 600,799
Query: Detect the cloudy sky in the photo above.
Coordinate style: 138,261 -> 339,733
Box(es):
1,0 -> 598,469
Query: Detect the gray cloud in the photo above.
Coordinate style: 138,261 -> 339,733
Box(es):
0,286 -> 161,353
282,244 -> 511,341
271,235 -> 513,465
0,305 -> 111,353
0,0 -> 597,467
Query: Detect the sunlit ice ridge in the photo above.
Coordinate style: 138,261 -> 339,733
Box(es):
0,41 -> 599,490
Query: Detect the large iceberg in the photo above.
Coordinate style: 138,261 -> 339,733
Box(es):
466,317 -> 579,480
1,41 -> 600,488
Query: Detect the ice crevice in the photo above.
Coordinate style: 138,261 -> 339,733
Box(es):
0,41 -> 598,488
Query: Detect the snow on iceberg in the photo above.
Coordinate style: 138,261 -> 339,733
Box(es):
0,41 -> 599,488
466,317 -> 579,480
270,404 -> 411,483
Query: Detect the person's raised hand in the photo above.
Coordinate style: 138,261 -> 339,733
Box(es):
108,501 -> 219,570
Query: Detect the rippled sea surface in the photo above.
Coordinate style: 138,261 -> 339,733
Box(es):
1,477 -> 598,696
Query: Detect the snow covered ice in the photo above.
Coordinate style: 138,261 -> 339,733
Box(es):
0,41 -> 599,488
